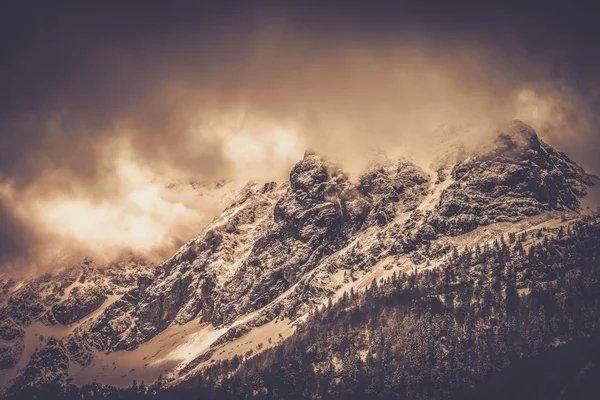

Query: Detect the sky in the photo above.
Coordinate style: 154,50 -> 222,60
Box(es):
1,1 -> 600,275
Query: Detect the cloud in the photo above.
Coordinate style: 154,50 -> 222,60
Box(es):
0,194 -> 31,268
1,4 -> 599,275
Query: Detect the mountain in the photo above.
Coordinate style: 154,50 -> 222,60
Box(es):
1,120 -> 599,399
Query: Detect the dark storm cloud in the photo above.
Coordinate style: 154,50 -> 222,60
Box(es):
2,1 -> 599,183
1,0 -> 600,273
0,2 -> 233,187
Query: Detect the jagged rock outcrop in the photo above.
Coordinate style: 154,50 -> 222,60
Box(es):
425,120 -> 595,236
359,157 -> 430,226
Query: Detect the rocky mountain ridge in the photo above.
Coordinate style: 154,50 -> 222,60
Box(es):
0,120 -> 597,395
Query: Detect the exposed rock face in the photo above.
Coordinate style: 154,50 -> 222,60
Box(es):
426,120 -> 594,236
220,155 -> 368,319
51,285 -> 107,325
83,153 -> 432,352
86,181 -> 283,350
0,120 -> 597,393
359,158 -> 430,226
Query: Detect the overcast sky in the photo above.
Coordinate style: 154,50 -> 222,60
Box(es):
1,1 -> 600,274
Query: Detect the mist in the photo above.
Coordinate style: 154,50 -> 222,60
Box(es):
1,2 -> 599,276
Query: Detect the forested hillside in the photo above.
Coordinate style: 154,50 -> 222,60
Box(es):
173,215 -> 600,400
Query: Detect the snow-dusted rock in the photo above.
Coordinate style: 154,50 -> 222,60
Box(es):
8,339 -> 70,393
51,285 -> 107,325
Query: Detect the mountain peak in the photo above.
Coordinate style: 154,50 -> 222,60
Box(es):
474,119 -> 541,163
497,119 -> 540,150
303,148 -> 318,158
